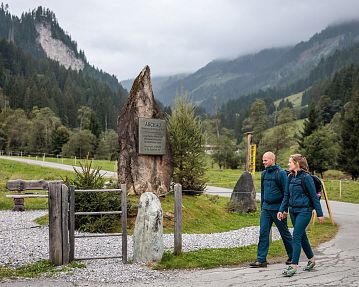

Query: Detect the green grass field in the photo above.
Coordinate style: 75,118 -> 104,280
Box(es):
274,91 -> 304,108
0,158 -> 75,210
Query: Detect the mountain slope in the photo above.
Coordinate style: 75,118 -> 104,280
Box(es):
0,5 -> 126,93
0,6 -> 127,130
157,21 -> 359,113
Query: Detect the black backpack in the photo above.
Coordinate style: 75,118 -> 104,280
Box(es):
301,172 -> 322,201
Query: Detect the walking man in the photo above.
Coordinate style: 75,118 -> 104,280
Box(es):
250,151 -> 293,267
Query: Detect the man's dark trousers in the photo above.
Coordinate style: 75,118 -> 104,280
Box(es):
257,209 -> 293,263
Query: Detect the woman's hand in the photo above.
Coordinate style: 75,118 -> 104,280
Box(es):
318,216 -> 324,224
282,211 -> 288,219
277,212 -> 283,221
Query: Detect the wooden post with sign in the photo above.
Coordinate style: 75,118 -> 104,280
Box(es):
245,132 -> 253,172
250,144 -> 257,175
311,180 -> 334,225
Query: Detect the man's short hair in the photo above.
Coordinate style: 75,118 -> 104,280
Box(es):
263,151 -> 276,162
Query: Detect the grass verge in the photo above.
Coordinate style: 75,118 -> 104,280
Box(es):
155,220 -> 338,270
0,260 -> 85,279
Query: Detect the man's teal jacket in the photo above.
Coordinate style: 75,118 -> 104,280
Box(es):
261,164 -> 288,211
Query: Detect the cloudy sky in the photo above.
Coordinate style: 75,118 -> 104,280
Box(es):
5,0 -> 359,81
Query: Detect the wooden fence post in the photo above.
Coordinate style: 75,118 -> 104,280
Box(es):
48,182 -> 69,265
69,186 -> 75,262
174,184 -> 182,255
48,182 -> 63,265
61,184 -> 69,264
121,184 -> 128,264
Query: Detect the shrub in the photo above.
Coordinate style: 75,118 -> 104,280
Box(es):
63,161 -> 121,233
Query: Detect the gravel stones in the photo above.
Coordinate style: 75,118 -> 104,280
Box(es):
0,210 -> 285,284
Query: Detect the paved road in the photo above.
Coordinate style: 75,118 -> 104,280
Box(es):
1,156 -> 359,286
0,156 -> 117,178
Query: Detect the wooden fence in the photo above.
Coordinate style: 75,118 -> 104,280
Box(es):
7,180 -> 128,266
68,185 -> 127,263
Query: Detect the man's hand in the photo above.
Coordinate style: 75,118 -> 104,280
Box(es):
282,211 -> 288,219
318,216 -> 324,224
277,212 -> 283,221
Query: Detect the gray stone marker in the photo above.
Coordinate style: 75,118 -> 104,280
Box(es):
229,171 -> 257,213
133,192 -> 164,263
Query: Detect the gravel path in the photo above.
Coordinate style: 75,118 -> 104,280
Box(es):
0,210 -> 284,284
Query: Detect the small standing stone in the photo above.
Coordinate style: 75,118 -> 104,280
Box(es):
229,171 -> 257,213
133,192 -> 164,263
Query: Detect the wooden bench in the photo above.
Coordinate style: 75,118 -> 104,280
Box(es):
6,194 -> 48,211
6,179 -> 61,211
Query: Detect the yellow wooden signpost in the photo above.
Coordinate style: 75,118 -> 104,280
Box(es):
311,179 -> 335,225
250,144 -> 256,175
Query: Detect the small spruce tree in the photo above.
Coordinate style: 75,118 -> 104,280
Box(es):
168,96 -> 207,192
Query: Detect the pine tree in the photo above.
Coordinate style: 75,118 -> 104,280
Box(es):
303,127 -> 338,177
338,91 -> 359,180
297,104 -> 322,150
168,96 -> 207,192
242,99 -> 269,144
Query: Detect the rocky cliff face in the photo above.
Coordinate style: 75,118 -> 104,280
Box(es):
36,22 -> 84,71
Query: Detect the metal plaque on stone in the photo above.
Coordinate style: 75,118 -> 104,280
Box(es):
138,117 -> 166,155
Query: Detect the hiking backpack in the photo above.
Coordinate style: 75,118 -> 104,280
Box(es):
301,172 -> 322,201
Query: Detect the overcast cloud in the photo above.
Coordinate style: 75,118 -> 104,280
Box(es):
4,0 -> 359,80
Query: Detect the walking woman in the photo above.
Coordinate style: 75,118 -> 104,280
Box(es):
277,154 -> 324,277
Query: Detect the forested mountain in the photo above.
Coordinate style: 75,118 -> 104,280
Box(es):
0,4 -> 127,130
0,38 -> 126,129
156,21 -> 359,113
219,39 -> 359,135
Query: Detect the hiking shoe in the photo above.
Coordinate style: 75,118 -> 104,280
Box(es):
282,266 -> 297,277
285,258 -> 292,265
249,261 -> 268,268
303,260 -> 316,271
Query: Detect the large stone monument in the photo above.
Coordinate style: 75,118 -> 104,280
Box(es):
229,171 -> 257,213
117,66 -> 173,195
133,192 -> 164,263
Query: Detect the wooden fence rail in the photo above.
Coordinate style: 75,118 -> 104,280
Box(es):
68,184 -> 128,263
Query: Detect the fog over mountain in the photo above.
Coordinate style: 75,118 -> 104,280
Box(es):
4,0 -> 359,80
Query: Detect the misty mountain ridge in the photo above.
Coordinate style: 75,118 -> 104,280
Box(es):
121,73 -> 188,96
154,20 -> 359,112
0,5 -> 125,92
2,4 -> 359,116
0,5 -> 127,130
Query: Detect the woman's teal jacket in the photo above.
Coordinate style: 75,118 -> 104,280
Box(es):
279,170 -> 323,217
